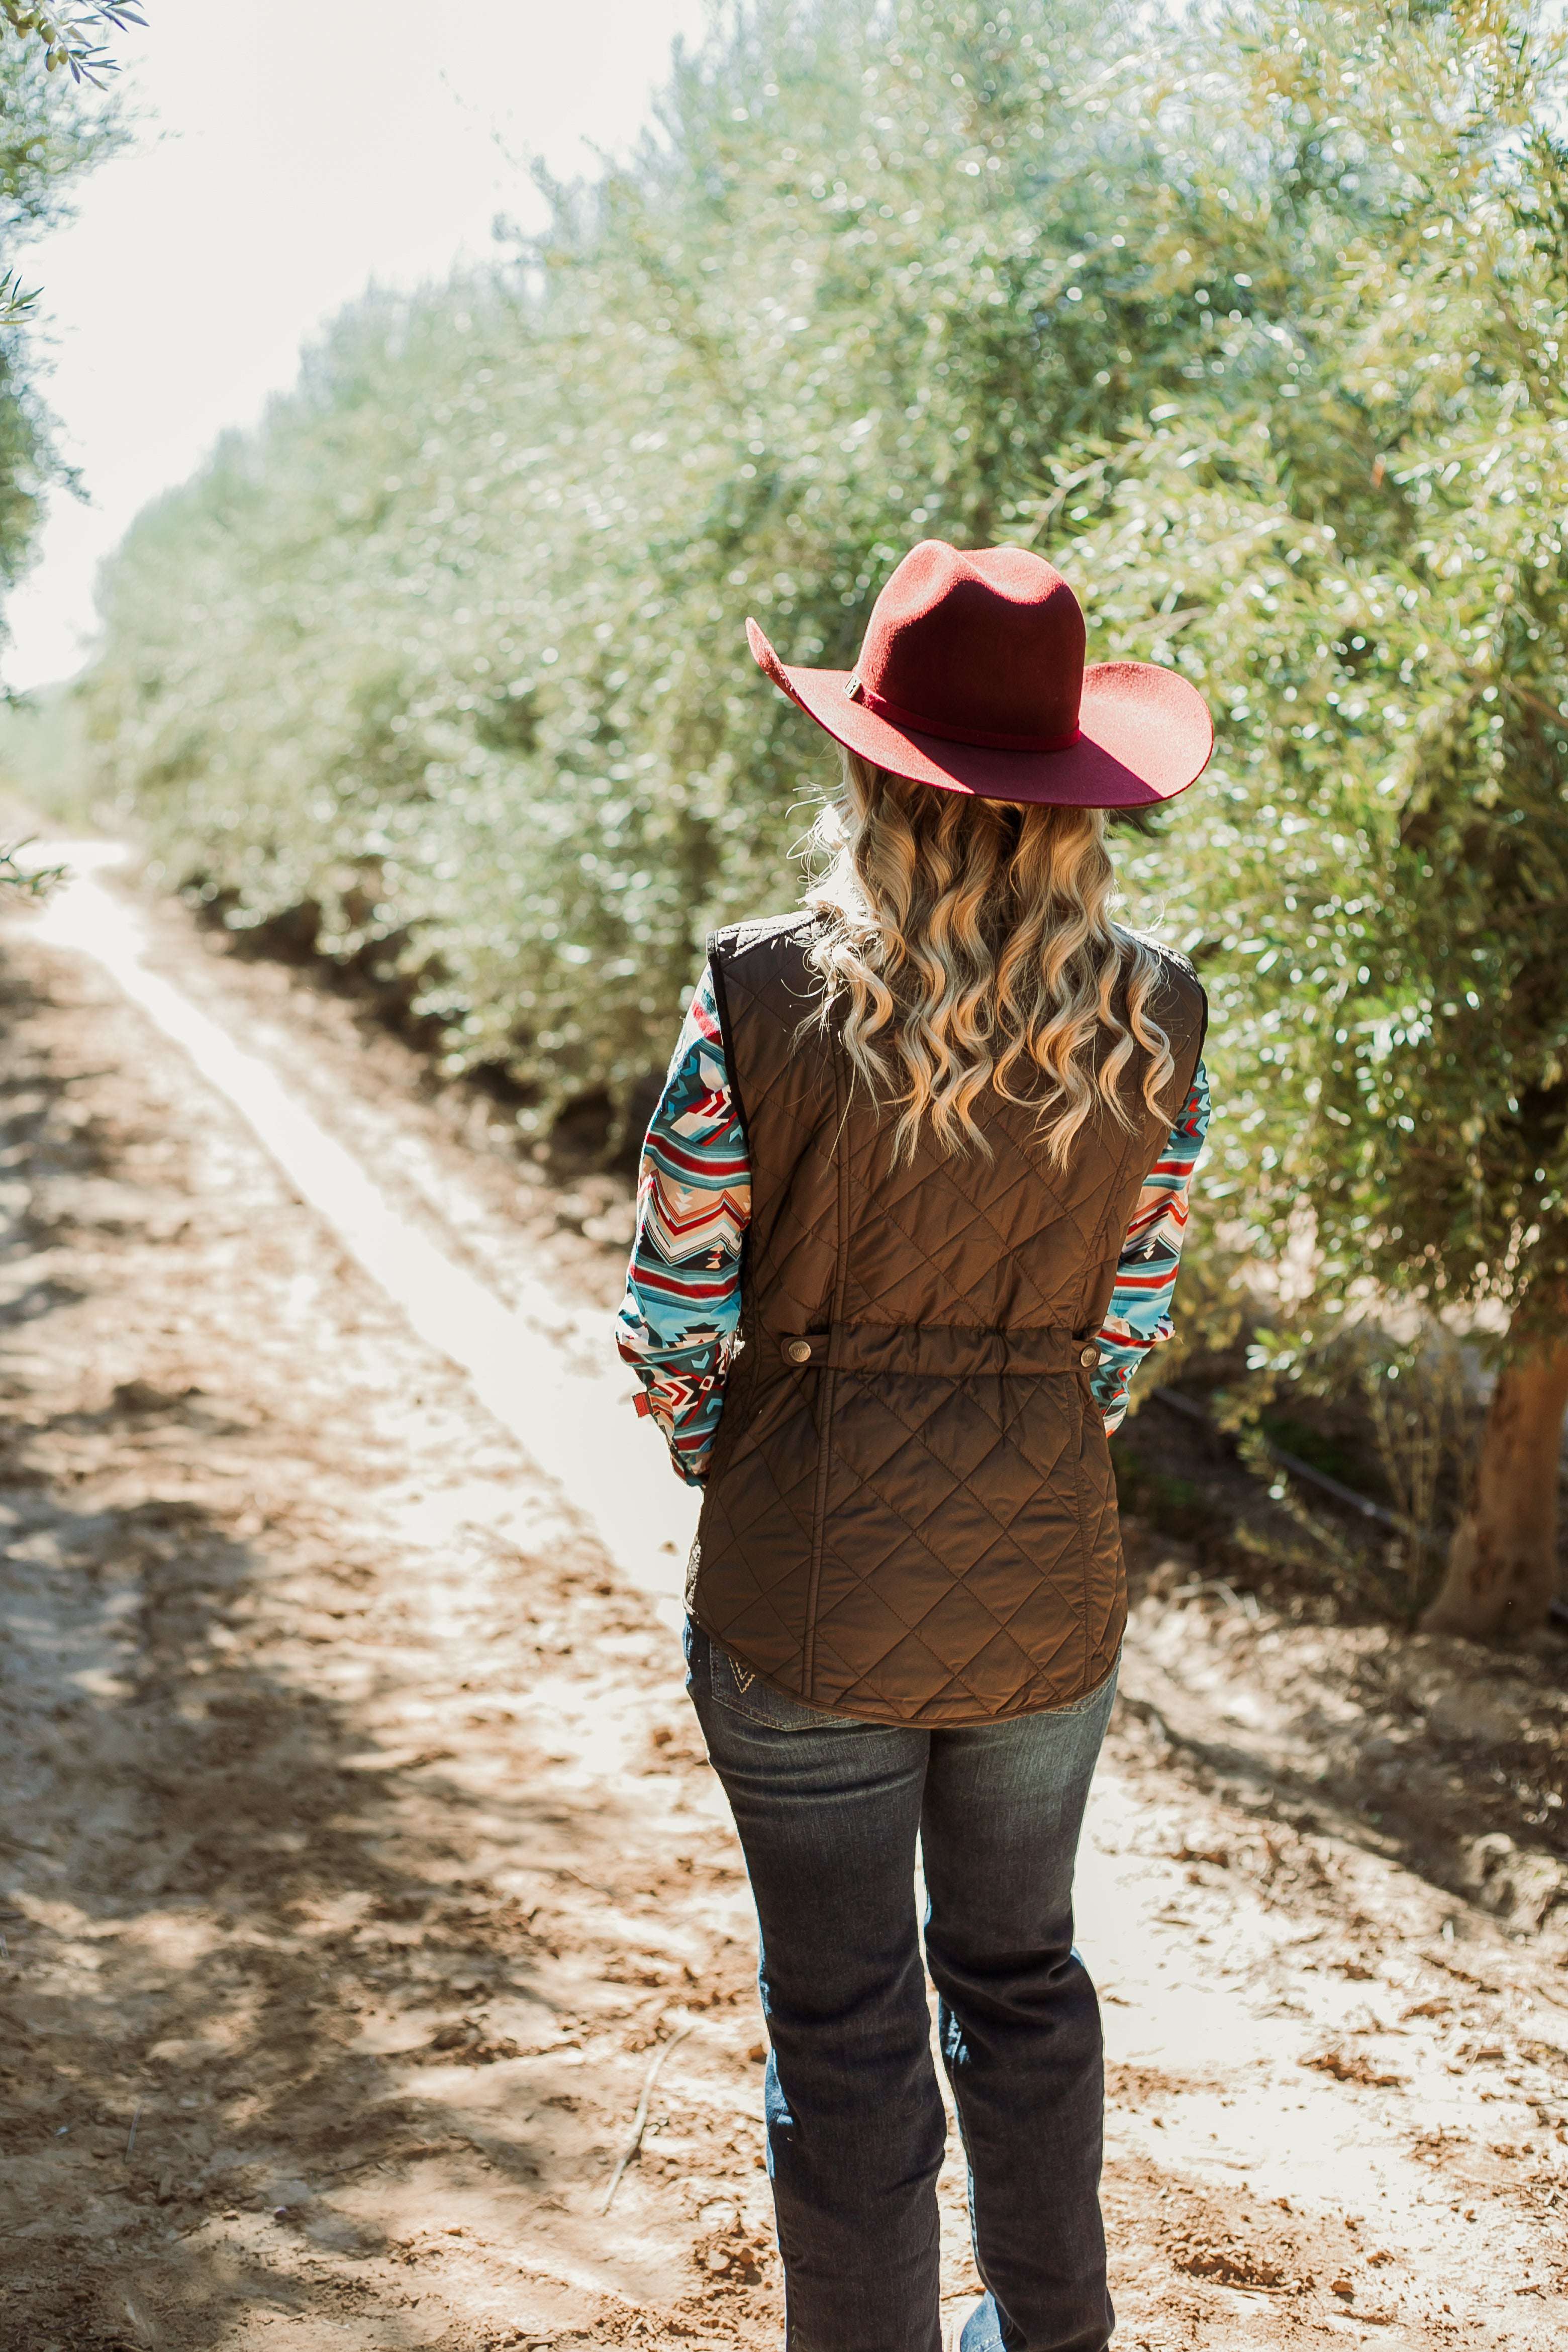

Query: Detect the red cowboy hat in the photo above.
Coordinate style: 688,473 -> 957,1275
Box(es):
746,539 -> 1212,808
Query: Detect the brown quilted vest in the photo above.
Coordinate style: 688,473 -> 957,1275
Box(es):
687,911 -> 1207,1727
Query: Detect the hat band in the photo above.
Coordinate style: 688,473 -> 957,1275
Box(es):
849,677 -> 1081,754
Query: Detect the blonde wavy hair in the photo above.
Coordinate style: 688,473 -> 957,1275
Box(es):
802,751 -> 1175,1166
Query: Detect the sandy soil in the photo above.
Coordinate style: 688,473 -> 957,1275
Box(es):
1,869 -> 1566,2351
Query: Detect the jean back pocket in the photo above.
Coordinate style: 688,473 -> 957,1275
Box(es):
687,1618 -> 853,1731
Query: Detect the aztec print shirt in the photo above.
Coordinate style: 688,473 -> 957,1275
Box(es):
616,964 -> 1210,1488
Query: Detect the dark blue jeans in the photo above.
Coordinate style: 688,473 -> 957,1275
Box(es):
685,1620 -> 1118,2352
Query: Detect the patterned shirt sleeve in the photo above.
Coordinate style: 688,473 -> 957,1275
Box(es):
614,963 -> 751,1487
1091,1060 -> 1210,1434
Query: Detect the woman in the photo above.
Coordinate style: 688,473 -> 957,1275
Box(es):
616,540 -> 1211,2352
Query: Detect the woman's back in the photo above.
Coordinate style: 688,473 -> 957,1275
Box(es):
615,538 -> 1216,2352
689,907 -> 1205,1723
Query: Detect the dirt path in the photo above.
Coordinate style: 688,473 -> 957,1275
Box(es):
1,861 -> 1565,2351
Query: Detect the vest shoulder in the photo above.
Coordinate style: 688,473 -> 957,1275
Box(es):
708,912 -> 827,1037
1125,932 -> 1207,1017
708,910 -> 820,969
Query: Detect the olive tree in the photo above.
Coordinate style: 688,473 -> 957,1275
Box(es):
1072,0 -> 1568,1631
0,0 -> 140,85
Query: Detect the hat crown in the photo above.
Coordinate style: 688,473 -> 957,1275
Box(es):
857,541 -> 1085,747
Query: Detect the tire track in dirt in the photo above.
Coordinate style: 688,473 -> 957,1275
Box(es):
1,858 -> 1565,2349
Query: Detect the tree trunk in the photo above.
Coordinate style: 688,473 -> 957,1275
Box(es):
1422,1305 -> 1568,1638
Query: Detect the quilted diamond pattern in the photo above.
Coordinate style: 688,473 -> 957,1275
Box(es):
690,913 -> 1207,1726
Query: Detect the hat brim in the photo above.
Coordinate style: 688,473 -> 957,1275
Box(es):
747,620 -> 1212,809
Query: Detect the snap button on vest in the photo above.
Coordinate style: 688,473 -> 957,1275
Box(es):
1080,1344 -> 1101,1369
784,1337 -> 814,1365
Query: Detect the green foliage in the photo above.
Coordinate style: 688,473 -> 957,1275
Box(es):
0,673 -> 89,803
0,27 -> 121,620
1071,1 -> 1568,1340
0,1 -> 141,88
82,0 -> 1568,1359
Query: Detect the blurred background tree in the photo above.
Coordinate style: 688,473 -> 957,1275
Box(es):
0,10 -> 122,609
0,0 -> 127,915
77,0 -> 1568,1627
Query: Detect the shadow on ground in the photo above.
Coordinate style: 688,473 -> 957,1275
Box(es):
0,948 -> 726,2350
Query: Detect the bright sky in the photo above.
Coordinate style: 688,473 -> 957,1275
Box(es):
3,0 -> 711,691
